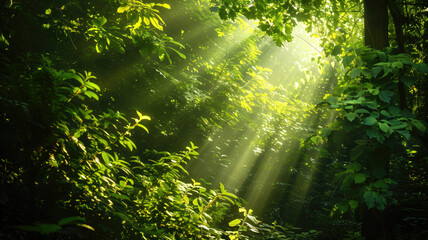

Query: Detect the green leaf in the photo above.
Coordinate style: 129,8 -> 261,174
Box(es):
84,90 -> 98,100
325,95 -> 338,105
377,51 -> 387,62
149,17 -> 163,30
368,87 -> 380,95
361,69 -> 372,78
380,110 -> 391,118
381,67 -> 393,78
356,108 -> 370,114
117,5 -> 131,13
412,119 -> 426,132
85,81 -> 100,91
362,101 -> 378,110
337,202 -> 348,212
350,144 -> 366,161
331,45 -> 342,56
363,191 -> 376,209
379,90 -> 393,103
378,122 -> 390,133
364,117 -> 377,126
229,219 -> 241,227
58,217 -> 85,226
349,68 -> 360,78
375,62 -> 391,68
349,200 -> 358,209
61,72 -> 83,83
414,63 -> 428,73
397,130 -> 410,140
310,136 -> 321,145
156,3 -> 171,9
374,180 -> 388,188
101,151 -> 111,164
93,17 -> 107,26
343,55 -> 355,67
354,173 -> 366,183
392,61 -> 403,69
320,128 -> 332,138
167,47 -> 186,59
371,67 -> 383,78
219,182 -> 225,193
346,112 -> 357,122
366,128 -> 379,139
346,163 -> 362,172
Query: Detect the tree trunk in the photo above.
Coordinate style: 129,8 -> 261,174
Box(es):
364,0 -> 389,49
388,0 -> 407,109
362,1 -> 391,239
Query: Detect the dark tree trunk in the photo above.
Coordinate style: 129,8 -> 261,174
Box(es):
388,0 -> 408,109
362,1 -> 391,239
364,0 -> 389,49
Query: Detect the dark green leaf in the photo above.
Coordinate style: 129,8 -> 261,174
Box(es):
371,67 -> 382,78
397,130 -> 410,140
320,128 -> 332,138
376,51 -> 387,62
412,119 -> 426,132
350,144 -> 366,161
326,95 -> 338,105
380,110 -> 391,118
349,200 -> 358,209
354,173 -> 366,183
366,128 -> 379,139
356,108 -> 370,114
346,163 -> 362,172
378,122 -> 390,133
349,68 -> 360,78
364,117 -> 377,126
374,180 -> 388,189
58,217 -> 85,226
414,63 -> 428,73
378,90 -> 393,103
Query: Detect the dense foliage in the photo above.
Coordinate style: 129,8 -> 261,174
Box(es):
1,0 -> 427,239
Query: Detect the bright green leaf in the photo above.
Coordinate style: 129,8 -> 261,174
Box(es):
229,219 -> 241,227
117,5 -> 131,13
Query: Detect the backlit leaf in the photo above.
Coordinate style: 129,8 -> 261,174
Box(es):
117,5 -> 131,13
229,219 -> 241,227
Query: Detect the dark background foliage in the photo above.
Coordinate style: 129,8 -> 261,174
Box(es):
1,0 -> 427,239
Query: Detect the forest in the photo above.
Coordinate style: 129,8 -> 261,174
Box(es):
0,0 -> 427,239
